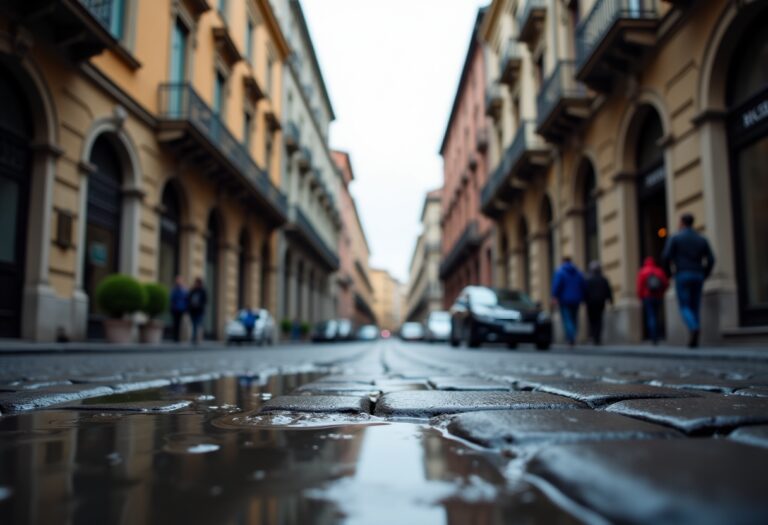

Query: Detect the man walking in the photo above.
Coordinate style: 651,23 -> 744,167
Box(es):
187,277 -> 208,345
552,256 -> 585,346
169,275 -> 188,342
662,213 -> 715,348
584,261 -> 613,345
636,257 -> 669,345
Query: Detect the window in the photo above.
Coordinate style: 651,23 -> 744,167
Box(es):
218,0 -> 228,20
246,18 -> 254,63
243,111 -> 252,148
110,0 -> 126,39
266,55 -> 274,96
265,129 -> 274,172
214,71 -> 225,116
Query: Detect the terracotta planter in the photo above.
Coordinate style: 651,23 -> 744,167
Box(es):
103,318 -> 134,344
139,320 -> 164,344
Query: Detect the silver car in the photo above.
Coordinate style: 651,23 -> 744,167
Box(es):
425,311 -> 451,342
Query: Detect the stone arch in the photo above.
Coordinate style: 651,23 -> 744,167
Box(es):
616,90 -> 672,174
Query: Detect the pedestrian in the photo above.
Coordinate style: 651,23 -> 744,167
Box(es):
636,257 -> 669,345
238,305 -> 257,341
169,275 -> 188,342
661,213 -> 715,348
551,256 -> 585,346
584,261 -> 613,345
187,277 -> 207,345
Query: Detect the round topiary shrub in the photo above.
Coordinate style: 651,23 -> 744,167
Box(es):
143,283 -> 169,319
95,274 -> 147,319
280,319 -> 293,334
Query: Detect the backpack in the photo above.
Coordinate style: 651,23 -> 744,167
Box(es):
647,273 -> 664,293
189,290 -> 203,310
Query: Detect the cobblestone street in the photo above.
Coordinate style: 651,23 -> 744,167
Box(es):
2,341 -> 768,523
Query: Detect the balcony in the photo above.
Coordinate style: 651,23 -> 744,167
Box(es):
500,39 -> 523,88
485,82 -> 503,121
536,61 -> 592,142
439,221 -> 482,280
2,0 -> 145,65
284,121 -> 300,154
517,0 -> 547,47
297,146 -> 313,173
156,83 -> 287,225
286,206 -> 340,271
576,0 -> 661,91
481,121 -> 549,217
212,26 -> 241,67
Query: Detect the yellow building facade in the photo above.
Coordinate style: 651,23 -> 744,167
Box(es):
0,0 -> 290,341
480,0 -> 768,345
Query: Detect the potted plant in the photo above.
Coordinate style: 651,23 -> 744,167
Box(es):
300,322 -> 311,339
280,318 -> 293,336
139,282 -> 169,344
95,274 -> 146,343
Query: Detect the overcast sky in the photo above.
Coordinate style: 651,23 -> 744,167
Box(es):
301,0 -> 488,283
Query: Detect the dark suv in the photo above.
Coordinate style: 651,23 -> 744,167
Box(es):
449,286 -> 551,350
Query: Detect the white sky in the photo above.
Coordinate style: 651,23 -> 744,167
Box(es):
301,0 -> 488,283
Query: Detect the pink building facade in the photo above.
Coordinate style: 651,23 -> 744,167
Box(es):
439,9 -> 495,308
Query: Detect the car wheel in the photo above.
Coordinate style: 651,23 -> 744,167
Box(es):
506,342 -> 518,349
535,340 -> 551,351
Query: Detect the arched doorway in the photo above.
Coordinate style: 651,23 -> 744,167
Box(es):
541,195 -> 556,291
237,229 -> 249,309
577,160 -> 599,268
727,13 -> 768,326
204,212 -> 221,339
0,67 -> 32,338
518,217 -> 530,295
84,135 -> 124,338
635,108 -> 668,263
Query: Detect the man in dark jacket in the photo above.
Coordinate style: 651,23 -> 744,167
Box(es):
552,257 -> 585,346
187,277 -> 208,345
661,213 -> 715,348
584,261 -> 613,345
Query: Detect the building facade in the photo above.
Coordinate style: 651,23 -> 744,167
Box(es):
333,150 -> 376,327
370,269 -> 403,332
479,0 -> 768,345
271,0 -> 341,331
405,189 -> 443,322
439,9 -> 495,310
0,0 -> 291,341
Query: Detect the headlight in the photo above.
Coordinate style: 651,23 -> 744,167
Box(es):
537,311 -> 551,322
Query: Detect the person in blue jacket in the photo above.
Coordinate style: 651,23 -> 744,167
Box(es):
169,275 -> 188,342
551,256 -> 586,346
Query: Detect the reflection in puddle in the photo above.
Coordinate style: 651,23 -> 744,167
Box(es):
0,373 -> 582,524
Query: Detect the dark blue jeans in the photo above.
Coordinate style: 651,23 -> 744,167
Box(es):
560,304 -> 579,344
675,271 -> 704,332
190,313 -> 204,343
643,297 -> 662,343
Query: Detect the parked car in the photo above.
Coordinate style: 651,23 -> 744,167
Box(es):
335,319 -> 354,341
312,320 -> 338,342
253,309 -> 275,345
449,286 -> 551,350
425,311 -> 452,342
357,324 -> 379,341
399,322 -> 425,341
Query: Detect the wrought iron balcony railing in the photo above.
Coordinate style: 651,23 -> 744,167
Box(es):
481,121 -> 539,211
517,0 -> 547,44
576,0 -> 660,70
500,39 -> 523,86
536,61 -> 588,129
157,83 -> 287,221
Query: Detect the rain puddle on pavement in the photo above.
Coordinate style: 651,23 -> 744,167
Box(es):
0,372 -> 581,524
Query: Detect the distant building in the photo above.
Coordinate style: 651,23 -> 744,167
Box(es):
333,151 -> 377,327
477,0 -> 768,345
439,9 -> 495,309
406,189 -> 444,322
370,269 -> 403,332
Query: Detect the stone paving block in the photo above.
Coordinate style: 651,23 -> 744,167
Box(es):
295,382 -> 380,394
605,396 -> 768,434
647,376 -> 755,393
735,387 -> 768,398
428,377 -> 511,391
0,379 -> 73,392
534,382 -> 698,408
507,375 -> 591,391
316,375 -> 377,385
374,390 -> 584,418
0,385 -> 115,412
526,440 -> 768,525
58,400 -> 193,412
260,395 -> 371,414
447,409 -> 682,448
730,425 -> 768,448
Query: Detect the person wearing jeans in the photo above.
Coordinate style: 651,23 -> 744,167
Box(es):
637,257 -> 669,345
551,256 -> 586,346
662,213 -> 715,348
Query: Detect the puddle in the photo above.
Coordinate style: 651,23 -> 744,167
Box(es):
0,372 -> 583,524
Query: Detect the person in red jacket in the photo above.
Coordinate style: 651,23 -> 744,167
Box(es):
637,257 -> 670,345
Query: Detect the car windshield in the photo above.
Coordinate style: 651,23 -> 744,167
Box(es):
471,288 -> 534,309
